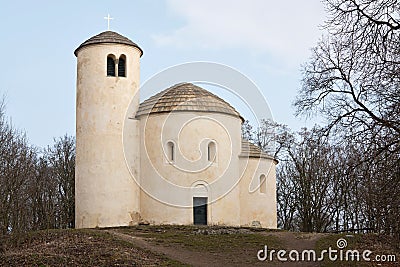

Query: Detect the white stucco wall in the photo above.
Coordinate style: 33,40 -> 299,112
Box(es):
239,156 -> 277,228
75,43 -> 142,228
74,36 -> 278,230
138,111 -> 243,226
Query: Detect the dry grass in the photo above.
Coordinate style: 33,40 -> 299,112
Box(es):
0,228 -> 182,266
1,226 -> 398,266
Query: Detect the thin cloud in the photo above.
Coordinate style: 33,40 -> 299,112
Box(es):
153,0 -> 326,67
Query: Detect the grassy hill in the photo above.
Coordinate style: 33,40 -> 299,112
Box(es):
1,226 -> 398,266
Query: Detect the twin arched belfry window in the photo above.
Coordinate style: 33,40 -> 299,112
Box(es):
107,56 -> 116,76
107,54 -> 126,77
118,55 -> 126,77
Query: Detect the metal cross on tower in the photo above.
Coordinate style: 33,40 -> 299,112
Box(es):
104,14 -> 113,30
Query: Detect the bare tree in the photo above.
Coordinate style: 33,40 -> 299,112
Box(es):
240,45 -> 399,237
242,119 -> 290,159
0,97 -> 38,235
293,0 -> 399,240
0,95 -> 76,234
45,135 -> 75,229
295,0 -> 399,151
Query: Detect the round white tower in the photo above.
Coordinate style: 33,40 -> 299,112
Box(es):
74,31 -> 143,228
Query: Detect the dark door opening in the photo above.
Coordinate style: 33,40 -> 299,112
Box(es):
193,197 -> 207,225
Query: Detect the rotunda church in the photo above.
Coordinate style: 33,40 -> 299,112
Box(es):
74,31 -> 277,229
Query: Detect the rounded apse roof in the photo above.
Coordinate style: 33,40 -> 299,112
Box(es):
240,140 -> 277,162
74,31 -> 143,56
136,83 -> 243,121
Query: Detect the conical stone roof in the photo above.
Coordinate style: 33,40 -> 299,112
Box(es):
74,31 -> 143,56
136,83 -> 243,121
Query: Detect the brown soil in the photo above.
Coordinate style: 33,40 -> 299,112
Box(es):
0,229 -> 179,266
109,227 -> 326,266
1,226 -> 398,267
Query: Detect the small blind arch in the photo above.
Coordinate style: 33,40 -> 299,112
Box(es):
118,55 -> 126,77
107,55 -> 116,77
259,174 -> 266,193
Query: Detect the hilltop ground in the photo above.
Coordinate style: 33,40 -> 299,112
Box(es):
0,225 -> 398,266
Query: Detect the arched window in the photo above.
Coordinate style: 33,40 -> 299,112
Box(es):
166,141 -> 175,162
259,174 -> 266,193
107,55 -> 116,77
207,141 -> 216,162
118,55 -> 126,77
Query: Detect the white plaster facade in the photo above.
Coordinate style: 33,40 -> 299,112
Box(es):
75,31 -> 277,229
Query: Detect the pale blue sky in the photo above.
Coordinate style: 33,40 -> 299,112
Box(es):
1,0 -> 326,147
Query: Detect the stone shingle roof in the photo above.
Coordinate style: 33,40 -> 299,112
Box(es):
240,140 -> 276,161
74,31 -> 143,56
136,83 -> 243,121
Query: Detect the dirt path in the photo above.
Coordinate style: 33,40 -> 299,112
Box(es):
106,229 -> 326,267
271,232 -> 323,251
3,227 -> 397,266
107,230 -> 220,266
266,232 -> 325,267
